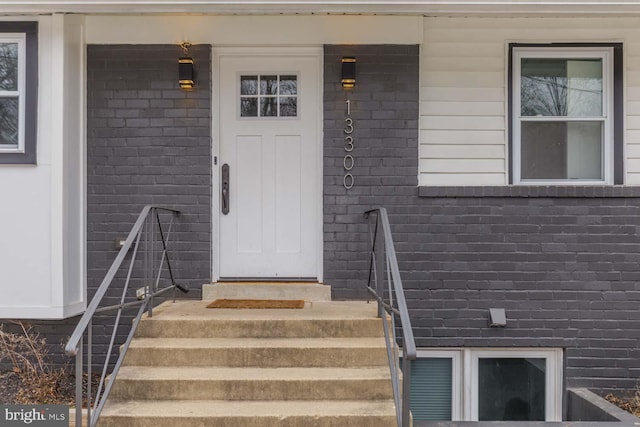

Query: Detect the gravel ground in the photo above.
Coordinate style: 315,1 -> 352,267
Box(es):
0,370 -> 23,404
0,369 -> 99,405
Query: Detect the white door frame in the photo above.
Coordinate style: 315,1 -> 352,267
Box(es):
211,46 -> 324,282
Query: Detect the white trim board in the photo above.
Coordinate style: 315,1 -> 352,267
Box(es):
8,1 -> 640,15
86,15 -> 422,45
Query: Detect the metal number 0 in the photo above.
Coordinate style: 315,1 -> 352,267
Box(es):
343,154 -> 354,171
343,173 -> 354,189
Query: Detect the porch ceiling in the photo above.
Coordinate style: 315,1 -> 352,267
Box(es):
4,0 -> 640,16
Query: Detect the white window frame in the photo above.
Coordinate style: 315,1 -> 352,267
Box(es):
467,348 -> 563,422
0,33 -> 26,154
414,348 -> 562,422
414,349 -> 463,421
512,47 -> 614,185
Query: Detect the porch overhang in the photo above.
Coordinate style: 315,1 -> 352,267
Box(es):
5,0 -> 640,16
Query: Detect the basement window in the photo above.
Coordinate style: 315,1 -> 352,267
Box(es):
410,348 -> 562,421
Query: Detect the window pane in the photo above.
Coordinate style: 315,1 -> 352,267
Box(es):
240,76 -> 258,95
260,97 -> 277,117
478,358 -> 546,421
279,75 -> 297,95
521,58 -> 602,117
260,75 -> 278,95
521,121 -> 603,180
240,97 -> 257,117
0,97 -> 19,145
0,42 -> 18,91
410,358 -> 452,420
279,97 -> 297,117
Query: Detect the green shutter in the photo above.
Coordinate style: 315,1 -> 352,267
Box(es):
410,358 -> 453,421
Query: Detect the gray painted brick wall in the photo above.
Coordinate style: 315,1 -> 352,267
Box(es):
324,44 -> 640,394
323,45 -> 420,300
83,44 -> 212,365
87,44 -> 212,300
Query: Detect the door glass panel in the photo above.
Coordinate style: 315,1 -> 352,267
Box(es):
280,97 -> 297,117
240,97 -> 258,117
478,358 -> 546,421
260,75 -> 278,95
0,97 -> 19,145
280,75 -> 297,95
260,97 -> 277,117
240,76 -> 258,95
0,42 -> 18,91
521,58 -> 602,117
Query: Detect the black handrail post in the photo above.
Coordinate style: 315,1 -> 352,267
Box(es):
75,336 -> 82,427
375,214 -> 385,318
402,351 -> 412,427
149,208 -> 155,317
87,320 -> 92,425
146,210 -> 153,318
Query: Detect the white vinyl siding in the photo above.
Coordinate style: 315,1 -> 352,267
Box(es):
419,17 -> 640,186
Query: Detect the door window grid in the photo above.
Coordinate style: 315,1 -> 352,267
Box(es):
240,74 -> 298,118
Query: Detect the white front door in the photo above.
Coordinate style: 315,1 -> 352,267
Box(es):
217,48 -> 321,279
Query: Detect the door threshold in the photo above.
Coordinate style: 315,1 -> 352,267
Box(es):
218,278 -> 318,283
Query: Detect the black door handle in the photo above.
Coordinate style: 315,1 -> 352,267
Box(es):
222,163 -> 230,215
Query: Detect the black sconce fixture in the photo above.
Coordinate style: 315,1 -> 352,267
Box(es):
179,42 -> 195,90
341,57 -> 356,89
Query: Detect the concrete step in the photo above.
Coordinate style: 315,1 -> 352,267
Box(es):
136,300 -> 383,338
99,399 -> 397,427
110,366 -> 393,401
202,282 -> 331,301
123,337 -> 388,368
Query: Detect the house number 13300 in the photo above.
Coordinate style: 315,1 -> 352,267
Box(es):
343,100 -> 354,189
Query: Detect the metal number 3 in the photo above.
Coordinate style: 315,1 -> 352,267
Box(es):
345,136 -> 354,152
344,118 -> 354,134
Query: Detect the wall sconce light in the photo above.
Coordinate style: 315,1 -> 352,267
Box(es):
179,42 -> 195,90
341,57 -> 356,89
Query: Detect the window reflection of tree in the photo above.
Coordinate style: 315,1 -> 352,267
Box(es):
522,75 -> 569,116
0,98 -> 18,145
521,59 -> 602,117
0,43 -> 17,90
280,97 -> 297,117
260,76 -> 278,95
0,43 -> 18,145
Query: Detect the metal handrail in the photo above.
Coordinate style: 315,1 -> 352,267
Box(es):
365,207 -> 416,427
65,205 -> 188,427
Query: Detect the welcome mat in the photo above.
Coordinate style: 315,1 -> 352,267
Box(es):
207,299 -> 305,309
